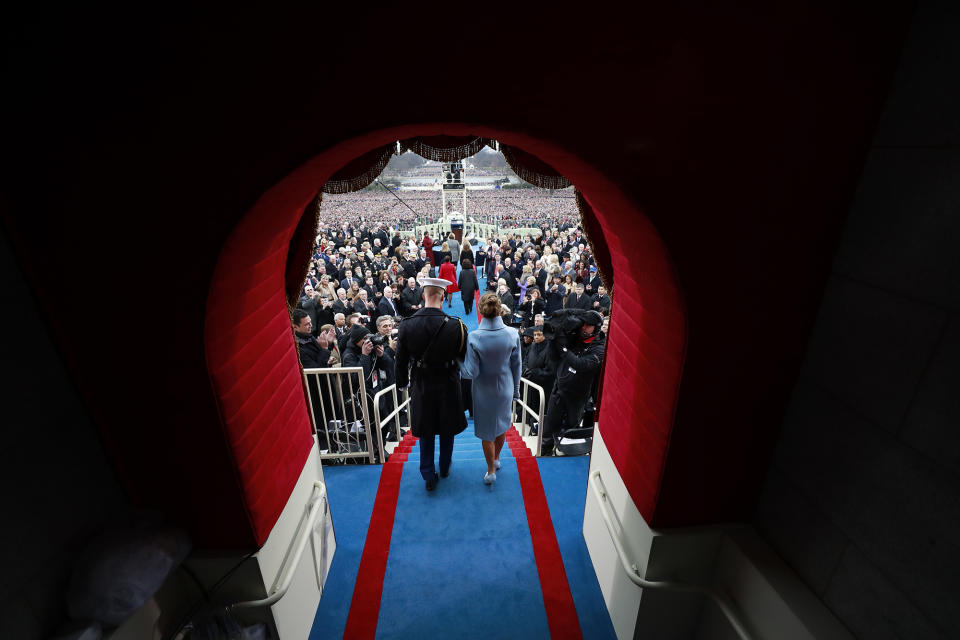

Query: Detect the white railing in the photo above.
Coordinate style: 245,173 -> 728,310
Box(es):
231,481 -> 328,610
372,384 -> 412,461
302,367 -> 376,464
465,219 -> 497,241
589,471 -> 755,640
513,377 -> 546,455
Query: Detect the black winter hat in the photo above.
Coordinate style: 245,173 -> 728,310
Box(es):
349,324 -> 370,345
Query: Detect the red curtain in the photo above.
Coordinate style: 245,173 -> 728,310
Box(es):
575,189 -> 613,292
501,144 -> 572,190
285,193 -> 321,307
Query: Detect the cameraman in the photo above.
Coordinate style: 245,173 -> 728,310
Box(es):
342,322 -> 395,411
341,324 -> 392,385
540,309 -> 606,456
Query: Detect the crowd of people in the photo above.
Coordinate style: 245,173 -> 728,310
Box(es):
293,201 -> 612,462
319,187 -> 580,232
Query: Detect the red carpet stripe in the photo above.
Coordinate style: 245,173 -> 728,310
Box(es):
343,433 -> 414,639
507,427 -> 583,639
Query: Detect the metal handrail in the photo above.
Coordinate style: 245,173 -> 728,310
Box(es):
303,367 -> 376,463
231,481 -> 328,610
589,471 -> 755,640
372,383 -> 411,461
513,377 -> 546,455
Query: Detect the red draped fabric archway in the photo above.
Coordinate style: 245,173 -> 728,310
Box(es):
204,125 -> 686,544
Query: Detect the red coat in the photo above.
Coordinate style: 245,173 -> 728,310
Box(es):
438,262 -> 459,293
422,235 -> 434,264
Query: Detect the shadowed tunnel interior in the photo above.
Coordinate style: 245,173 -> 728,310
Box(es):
7,3 -> 957,638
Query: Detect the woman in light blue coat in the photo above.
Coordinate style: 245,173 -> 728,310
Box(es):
460,292 -> 522,484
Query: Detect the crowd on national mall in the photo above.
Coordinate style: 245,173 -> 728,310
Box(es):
291,201 -> 610,458
319,187 -> 583,231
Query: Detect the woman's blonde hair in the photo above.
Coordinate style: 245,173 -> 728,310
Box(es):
442,241 -> 449,251
478,292 -> 502,319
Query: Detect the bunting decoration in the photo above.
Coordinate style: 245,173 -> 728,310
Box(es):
399,136 -> 495,162
501,144 -> 572,190
322,144 -> 397,194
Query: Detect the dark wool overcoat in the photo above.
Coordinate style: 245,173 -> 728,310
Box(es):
395,307 -> 468,439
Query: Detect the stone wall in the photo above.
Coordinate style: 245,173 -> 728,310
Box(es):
755,2 -> 960,637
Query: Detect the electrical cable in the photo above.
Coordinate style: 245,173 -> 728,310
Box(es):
178,564 -> 209,602
161,550 -> 257,640
375,178 -> 423,218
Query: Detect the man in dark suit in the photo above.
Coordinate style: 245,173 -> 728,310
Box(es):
395,277 -> 468,491
337,258 -> 354,284
377,286 -> 400,318
500,257 -> 518,293
593,285 -> 611,314
353,289 -> 376,325
333,313 -> 348,344
584,266 -> 603,296
299,290 -> 334,336
484,253 -> 499,283
414,248 -> 429,274
535,263 -> 549,291
567,283 -> 595,311
331,288 -> 351,316
361,276 -> 378,302
544,274 -> 566,316
400,277 -> 423,317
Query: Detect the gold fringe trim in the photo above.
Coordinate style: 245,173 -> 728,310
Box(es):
322,144 -> 396,194
575,188 -> 612,294
501,145 -> 572,190
400,137 -> 495,162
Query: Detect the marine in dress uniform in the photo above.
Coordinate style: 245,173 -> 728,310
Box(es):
395,277 -> 468,490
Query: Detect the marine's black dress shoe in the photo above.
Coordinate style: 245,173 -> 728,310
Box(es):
426,474 -> 438,491
440,468 -> 450,478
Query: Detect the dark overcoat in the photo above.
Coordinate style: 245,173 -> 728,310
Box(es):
395,307 -> 468,439
457,267 -> 479,301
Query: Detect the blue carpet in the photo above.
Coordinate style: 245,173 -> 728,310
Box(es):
310,464 -> 383,639
539,457 -> 618,640
445,263 -> 480,331
375,424 -> 551,639
310,397 -> 618,639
